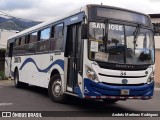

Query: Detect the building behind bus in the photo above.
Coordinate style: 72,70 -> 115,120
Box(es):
149,14 -> 160,87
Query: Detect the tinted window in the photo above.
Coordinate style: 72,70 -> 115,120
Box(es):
15,45 -> 26,55
21,36 -> 26,45
30,32 -> 38,43
36,28 -> 50,52
19,38 -> 21,45
15,38 -> 20,46
26,35 -> 30,44
14,37 -> 26,55
54,24 -> 63,38
26,43 -> 36,54
50,23 -> 64,51
40,28 -> 50,41
26,32 -> 37,54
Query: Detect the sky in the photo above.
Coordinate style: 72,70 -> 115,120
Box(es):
0,0 -> 160,21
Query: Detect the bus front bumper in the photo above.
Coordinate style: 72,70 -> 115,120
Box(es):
84,78 -> 154,100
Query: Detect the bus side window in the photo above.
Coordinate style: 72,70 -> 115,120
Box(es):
17,36 -> 26,55
26,32 -> 37,54
36,28 -> 50,52
14,38 -> 20,55
21,36 -> 26,45
30,32 -> 38,43
8,42 -> 14,57
15,38 -> 19,47
26,35 -> 30,44
50,23 -> 64,51
17,37 -> 22,55
19,37 -> 21,46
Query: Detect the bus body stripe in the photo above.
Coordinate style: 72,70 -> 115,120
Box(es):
19,58 -> 64,73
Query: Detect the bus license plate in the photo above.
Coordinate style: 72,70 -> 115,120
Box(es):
121,89 -> 130,95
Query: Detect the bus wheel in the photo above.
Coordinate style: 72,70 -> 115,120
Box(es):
14,70 -> 28,88
103,99 -> 119,104
48,74 -> 68,103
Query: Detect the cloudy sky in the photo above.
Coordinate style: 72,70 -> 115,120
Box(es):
0,0 -> 160,21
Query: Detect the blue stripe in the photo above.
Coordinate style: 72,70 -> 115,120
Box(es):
19,58 -> 64,73
84,78 -> 154,97
74,86 -> 83,98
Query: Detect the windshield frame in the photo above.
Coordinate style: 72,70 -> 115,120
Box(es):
88,20 -> 155,70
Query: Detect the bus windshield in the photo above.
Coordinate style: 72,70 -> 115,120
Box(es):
89,22 -> 155,65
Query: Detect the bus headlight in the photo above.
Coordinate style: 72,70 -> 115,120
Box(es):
85,66 -> 98,81
147,72 -> 154,84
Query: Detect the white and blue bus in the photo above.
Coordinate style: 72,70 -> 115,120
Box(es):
5,4 -> 155,103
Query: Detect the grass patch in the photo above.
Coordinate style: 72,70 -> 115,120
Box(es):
0,71 -> 6,80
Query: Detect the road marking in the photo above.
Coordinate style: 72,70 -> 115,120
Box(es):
155,88 -> 160,91
0,103 -> 13,106
0,87 -> 3,88
0,82 -> 12,84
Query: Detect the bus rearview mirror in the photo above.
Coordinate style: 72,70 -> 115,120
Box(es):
81,24 -> 88,39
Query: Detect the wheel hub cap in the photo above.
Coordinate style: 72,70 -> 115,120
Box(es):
52,80 -> 62,97
54,85 -> 61,94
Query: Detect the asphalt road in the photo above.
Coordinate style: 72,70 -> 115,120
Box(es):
0,80 -> 160,120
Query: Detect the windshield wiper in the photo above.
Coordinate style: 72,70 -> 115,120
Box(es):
133,24 -> 141,54
104,19 -> 109,52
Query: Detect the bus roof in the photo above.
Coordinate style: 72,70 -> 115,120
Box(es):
9,4 -> 150,41
89,4 -> 150,17
9,5 -> 87,40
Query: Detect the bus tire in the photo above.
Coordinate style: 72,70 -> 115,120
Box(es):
103,99 -> 119,104
48,74 -> 67,103
14,70 -> 28,88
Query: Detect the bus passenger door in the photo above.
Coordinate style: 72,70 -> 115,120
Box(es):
5,42 -> 14,78
66,23 -> 83,93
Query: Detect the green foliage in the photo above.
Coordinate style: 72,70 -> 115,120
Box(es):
0,71 -> 6,80
0,48 -> 6,52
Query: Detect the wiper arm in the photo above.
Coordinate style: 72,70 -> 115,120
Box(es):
104,19 -> 109,52
133,24 -> 141,54
133,24 -> 141,44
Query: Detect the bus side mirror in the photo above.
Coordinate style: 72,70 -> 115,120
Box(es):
81,24 -> 88,39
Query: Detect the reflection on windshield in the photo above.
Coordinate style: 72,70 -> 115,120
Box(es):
125,26 -> 154,64
89,22 -> 154,65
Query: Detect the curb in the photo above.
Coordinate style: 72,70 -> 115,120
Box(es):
0,79 -> 13,83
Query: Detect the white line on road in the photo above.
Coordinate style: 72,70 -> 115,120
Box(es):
0,87 -> 3,88
0,103 -> 13,106
155,88 -> 160,91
